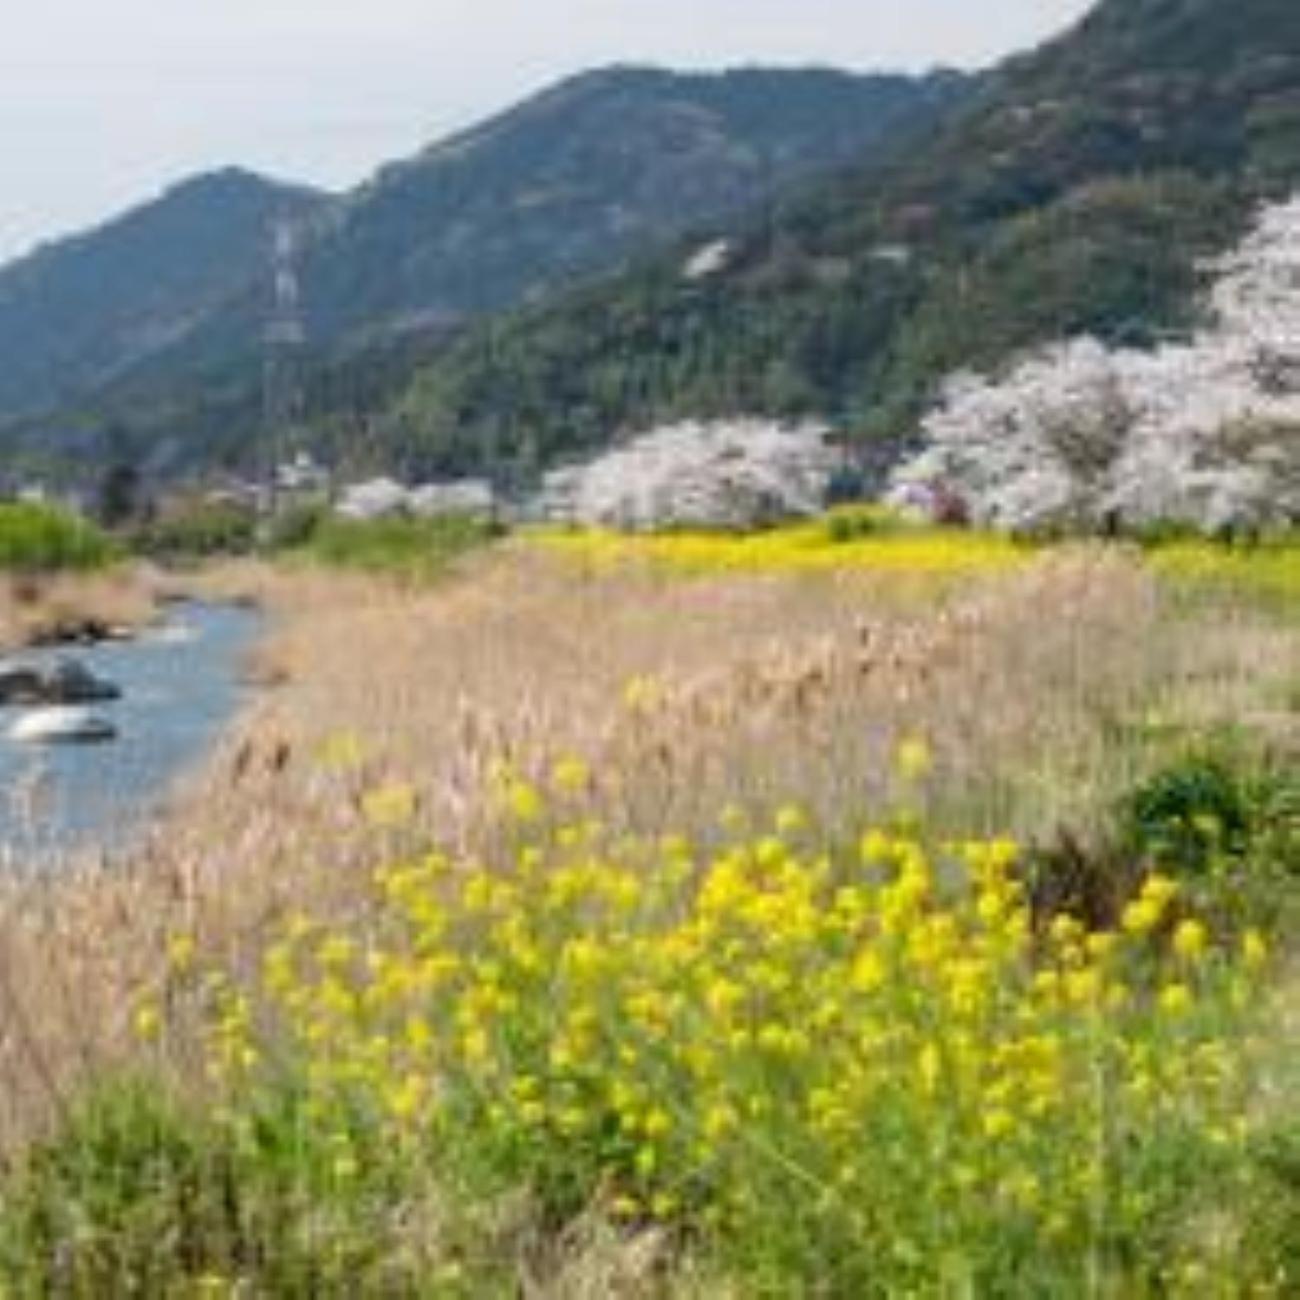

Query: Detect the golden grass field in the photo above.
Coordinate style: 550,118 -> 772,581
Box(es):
0,529 -> 1295,1293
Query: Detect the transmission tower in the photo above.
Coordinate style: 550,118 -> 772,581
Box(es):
261,214 -> 307,513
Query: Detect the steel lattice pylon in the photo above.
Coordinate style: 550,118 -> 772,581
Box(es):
261,214 -> 307,512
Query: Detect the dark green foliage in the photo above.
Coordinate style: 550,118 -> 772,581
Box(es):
1119,747 -> 1299,904
5,2 -> 1299,488
1030,744 -> 1300,931
130,502 -> 258,561
0,502 -> 116,572
94,462 -> 145,530
295,67 -> 967,340
1120,752 -> 1258,874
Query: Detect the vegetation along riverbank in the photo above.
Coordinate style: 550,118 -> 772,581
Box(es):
0,503 -> 159,651
0,522 -> 1294,1294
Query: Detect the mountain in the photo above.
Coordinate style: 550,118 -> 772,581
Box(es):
375,0 -> 1300,483
295,66 -> 967,342
0,65 -> 968,479
0,170 -> 329,420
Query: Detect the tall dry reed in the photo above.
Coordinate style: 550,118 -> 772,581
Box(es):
0,543 -> 1293,1151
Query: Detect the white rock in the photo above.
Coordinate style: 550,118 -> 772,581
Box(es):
8,707 -> 117,744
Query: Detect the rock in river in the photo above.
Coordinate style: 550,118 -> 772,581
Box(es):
0,658 -> 121,706
8,707 -> 117,745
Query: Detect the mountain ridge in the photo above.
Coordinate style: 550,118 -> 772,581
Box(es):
0,169 -> 329,419
366,0 -> 1299,483
0,63 -> 969,479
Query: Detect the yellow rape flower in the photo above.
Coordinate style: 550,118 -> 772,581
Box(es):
361,782 -> 418,828
316,729 -> 366,772
895,735 -> 933,783
1241,928 -> 1268,971
551,755 -> 590,795
622,674 -> 661,712
775,803 -> 810,836
166,932 -> 197,975
1172,919 -> 1209,962
133,999 -> 162,1043
504,780 -> 544,824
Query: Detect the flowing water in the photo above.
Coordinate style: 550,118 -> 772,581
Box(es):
0,602 -> 260,865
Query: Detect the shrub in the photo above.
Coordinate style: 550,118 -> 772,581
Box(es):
1031,748 -> 1299,933
822,503 -> 910,543
265,501 -> 327,552
0,502 -> 116,572
1119,748 -> 1299,892
130,501 -> 257,560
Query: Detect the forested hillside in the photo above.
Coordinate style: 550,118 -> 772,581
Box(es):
0,66 -> 966,481
0,170 -> 327,420
379,0 -> 1300,482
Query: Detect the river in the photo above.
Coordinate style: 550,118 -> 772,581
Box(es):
0,601 -> 261,865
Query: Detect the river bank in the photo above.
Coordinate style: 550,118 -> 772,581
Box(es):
0,540 -> 1293,1292
0,600 -> 262,862
0,567 -> 160,652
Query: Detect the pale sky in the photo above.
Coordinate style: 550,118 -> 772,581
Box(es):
0,0 -> 1094,262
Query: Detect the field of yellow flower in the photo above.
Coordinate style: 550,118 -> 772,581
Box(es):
531,515 -> 1030,578
534,519 -> 1300,613
119,775 -> 1282,1297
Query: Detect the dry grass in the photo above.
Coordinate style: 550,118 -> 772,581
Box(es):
0,567 -> 159,651
0,541 -> 1294,1153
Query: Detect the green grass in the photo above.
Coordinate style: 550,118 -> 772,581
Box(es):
297,513 -> 503,579
0,502 -> 116,572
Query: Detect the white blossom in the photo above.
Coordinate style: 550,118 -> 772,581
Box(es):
535,419 -> 838,530
336,476 -> 495,520
890,192 -> 1300,534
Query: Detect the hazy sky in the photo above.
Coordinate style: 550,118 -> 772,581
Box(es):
0,0 -> 1094,262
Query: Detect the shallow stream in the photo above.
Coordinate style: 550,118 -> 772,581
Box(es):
0,602 -> 260,864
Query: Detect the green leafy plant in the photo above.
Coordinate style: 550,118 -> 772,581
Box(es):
0,502 -> 117,572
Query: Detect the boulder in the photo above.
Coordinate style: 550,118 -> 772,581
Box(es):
0,666 -> 45,706
8,706 -> 117,745
28,616 -> 113,646
43,658 -> 122,703
0,658 -> 120,707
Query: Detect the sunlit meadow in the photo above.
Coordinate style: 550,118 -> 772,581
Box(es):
0,525 -> 1295,1294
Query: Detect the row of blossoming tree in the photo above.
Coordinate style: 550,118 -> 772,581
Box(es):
889,193 -> 1300,535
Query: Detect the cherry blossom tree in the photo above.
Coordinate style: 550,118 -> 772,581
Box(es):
535,419 -> 838,530
890,193 -> 1300,534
